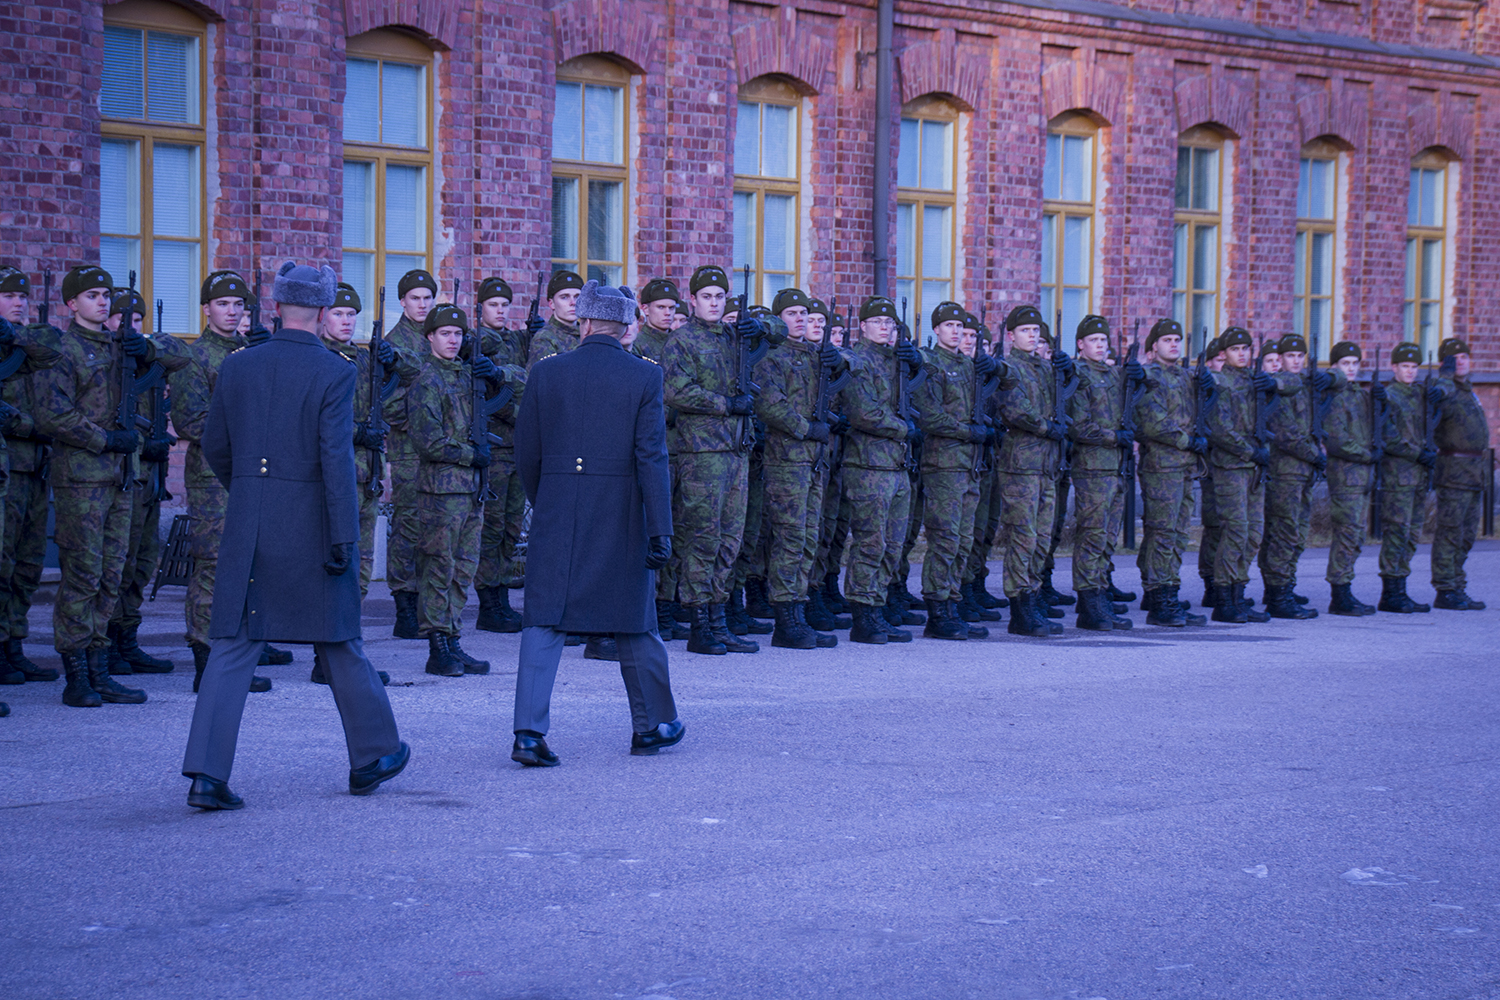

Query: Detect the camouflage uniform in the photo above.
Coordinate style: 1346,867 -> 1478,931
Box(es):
1134,360 -> 1197,591
1205,365 -> 1269,588
995,348 -> 1060,597
1258,373 -> 1329,589
0,323 -> 61,641
733,437 -> 767,592
475,362 -> 529,592
1323,379 -> 1377,586
526,316 -> 579,368
1066,356 -> 1124,593
662,315 -> 747,607
632,322 -> 672,365
380,313 -> 428,597
754,338 -> 825,604
914,345 -> 981,602
1430,371 -> 1490,593
168,326 -> 246,646
1377,379 -> 1428,579
841,340 -> 911,605
480,323 -> 531,370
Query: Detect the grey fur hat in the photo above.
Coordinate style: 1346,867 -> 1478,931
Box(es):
576,278 -> 637,326
272,259 -> 338,308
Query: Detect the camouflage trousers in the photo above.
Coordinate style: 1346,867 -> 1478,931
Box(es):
358,487 -> 379,600
1258,476 -> 1313,589
416,491 -> 481,636
842,465 -> 910,606
673,451 -> 748,607
476,458 -> 527,591
386,456 -> 421,595
921,469 -> 979,602
813,461 -> 849,584
113,486 -> 162,629
995,472 -> 1057,597
1197,472 -> 1220,582
1070,472 -> 1120,592
657,455 -> 680,602
1431,486 -> 1481,592
1043,474 -> 1070,577
1211,467 -> 1264,587
734,451 -> 767,589
964,462 -> 1000,582
0,468 -> 48,638
1378,486 -> 1427,579
1138,467 -> 1195,590
763,461 -> 825,604
900,471 -> 924,587
1325,487 -> 1371,586
185,485 -> 228,646
52,485 -> 133,651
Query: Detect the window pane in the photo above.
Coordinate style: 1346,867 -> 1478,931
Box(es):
1292,297 -> 1304,338
381,62 -> 423,147
1062,134 -> 1091,201
99,238 -> 140,299
553,82 -> 583,161
384,164 -> 425,252
1305,158 -> 1334,219
1310,298 -> 1331,343
343,251 -> 375,338
101,27 -> 144,119
1309,231 -> 1332,296
920,120 -> 951,191
1407,168 -> 1420,228
1293,231 -> 1307,297
732,191 -> 754,270
762,104 -> 794,178
384,254 -> 424,319
734,102 -> 759,176
152,144 -> 199,238
1402,301 -> 1414,340
1040,213 -> 1056,286
551,176 -> 579,260
898,118 -> 919,188
895,202 -> 915,277
583,84 -> 623,164
921,205 -> 950,279
1420,168 -> 1443,228
1172,223 -> 1188,291
1420,239 -> 1441,299
922,280 -> 951,320
586,179 -> 623,264
1061,214 -> 1090,286
147,31 -> 196,125
1404,238 -> 1417,299
342,160 -> 375,249
152,239 -> 199,336
1061,288 -> 1088,346
762,193 -> 795,271
1174,147 -> 1191,210
1192,147 -> 1218,211
588,263 -> 623,286
1038,287 -> 1055,333
344,59 -> 380,144
1191,293 -> 1215,337
100,138 -> 141,236
1042,134 -> 1061,201
762,272 -> 792,305
1297,159 -> 1310,218
1419,302 -> 1439,344
1172,293 -> 1186,325
1192,224 -> 1217,291
895,279 -> 915,316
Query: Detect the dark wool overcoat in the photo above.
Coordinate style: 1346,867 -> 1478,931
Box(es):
202,326 -> 363,641
515,334 -> 672,633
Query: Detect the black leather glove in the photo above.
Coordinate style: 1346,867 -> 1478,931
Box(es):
1044,419 -> 1067,442
526,313 -> 545,338
465,351 -> 498,383
1051,350 -> 1074,376
974,352 -> 999,378
1369,445 -> 1385,465
735,313 -> 764,341
1418,446 -> 1438,468
831,412 -> 850,436
805,420 -> 830,443
470,439 -> 492,469
1312,369 -> 1335,392
1124,359 -> 1146,384
645,535 -> 672,571
1426,383 -> 1449,406
103,429 -> 140,453
1115,428 -> 1135,447
967,422 -> 988,445
0,318 -> 14,347
1193,368 -> 1215,393
727,394 -> 756,416
1190,434 -> 1210,455
1251,371 -> 1277,393
895,340 -> 923,371
905,420 -> 923,448
353,421 -> 386,450
140,437 -> 173,463
1251,445 -> 1271,466
1370,380 -> 1387,404
376,340 -> 397,370
245,323 -> 273,347
984,425 -> 998,446
324,542 -> 353,577
120,331 -> 151,358
1312,452 -> 1328,473
818,340 -> 845,373
0,401 -> 20,433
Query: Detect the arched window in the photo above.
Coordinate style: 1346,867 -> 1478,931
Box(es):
1041,112 -> 1098,341
342,28 -> 434,337
896,95 -> 960,331
1405,149 -> 1454,355
1173,126 -> 1227,348
733,76 -> 802,305
551,55 -> 631,285
100,0 -> 208,336
1294,138 -> 1345,356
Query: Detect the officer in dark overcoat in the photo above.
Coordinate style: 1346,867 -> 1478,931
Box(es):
511,280 -> 680,766
180,261 -> 408,810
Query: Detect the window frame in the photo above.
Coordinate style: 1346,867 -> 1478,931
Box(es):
1040,112 -> 1099,341
550,54 -> 631,287
733,76 -> 803,306
1294,139 -> 1343,360
100,0 -> 209,337
896,96 -> 960,336
1172,126 -> 1225,344
1404,149 -> 1451,356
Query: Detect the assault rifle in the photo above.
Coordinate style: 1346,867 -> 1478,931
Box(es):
138,298 -> 173,502
812,297 -> 851,474
734,265 -> 775,452
1118,320 -> 1147,551
38,268 -> 52,327
526,269 -> 546,355
1193,341 -> 1213,480
462,280 -> 513,504
1422,351 -> 1439,492
1369,346 -> 1386,540
897,297 -> 918,473
114,271 -> 164,491
1307,331 -> 1327,484
1052,308 -> 1076,480
365,284 -> 393,498
1250,335 -> 1276,492
970,308 -> 998,477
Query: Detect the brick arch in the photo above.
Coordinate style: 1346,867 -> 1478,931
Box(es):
731,11 -> 833,95
103,0 -> 228,22
1172,64 -> 1252,139
1407,89 -> 1475,161
898,29 -> 986,112
552,0 -> 655,74
343,0 -> 462,50
1041,49 -> 1122,127
1295,77 -> 1368,150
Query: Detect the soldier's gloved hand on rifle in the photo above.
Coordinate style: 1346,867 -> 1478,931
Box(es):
985,424 -> 999,446
1370,380 -> 1387,404
353,421 -> 386,451
734,312 -> 764,342
1193,367 -> 1215,392
966,422 -> 989,445
121,331 -> 151,358
526,312 -> 545,338
1050,350 -> 1075,378
1124,358 -> 1146,384
727,393 -> 757,416
467,352 -> 501,385
1044,419 -> 1067,442
1115,428 -> 1135,447
1418,446 -> 1438,468
1312,452 -> 1328,473
324,542 -> 353,577
831,412 -> 850,436
376,339 -> 397,371
1368,444 -> 1385,465
0,401 -> 20,434
804,420 -> 830,443
0,317 -> 14,347
141,436 -> 173,463
905,419 -> 924,449
1252,371 -> 1277,393
1251,444 -> 1271,466
817,339 -> 846,374
245,321 -> 273,347
645,535 -> 673,572
470,437 -> 492,469
1190,433 -> 1210,455
103,429 -> 140,453
1426,383 -> 1450,406
1311,369 -> 1335,392
974,352 -> 999,378
895,339 -> 923,373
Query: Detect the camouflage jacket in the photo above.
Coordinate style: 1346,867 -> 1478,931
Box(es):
169,327 -> 247,491
1266,369 -> 1342,480
842,340 -> 909,472
663,316 -> 741,454
407,355 -> 480,495
1323,380 -> 1376,491
914,345 -> 979,474
996,348 -> 1058,477
488,363 -> 527,458
381,313 -> 427,463
754,337 -> 821,465
35,321 -> 156,486
1433,374 -> 1490,491
1206,366 -> 1298,471
480,324 -> 529,370
1134,360 -> 1195,474
1067,356 -> 1123,475
2,322 -> 64,473
1379,379 -> 1427,490
129,333 -> 192,485
325,336 -> 422,484
526,317 -> 579,369
632,324 -> 672,365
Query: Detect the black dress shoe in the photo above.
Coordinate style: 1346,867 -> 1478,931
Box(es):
349,741 -> 410,795
512,731 -> 560,767
249,675 -> 272,693
630,719 -> 685,756
187,775 -> 244,811
259,645 -> 293,665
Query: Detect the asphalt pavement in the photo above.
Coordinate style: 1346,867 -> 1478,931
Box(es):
3,543 -> 1498,1000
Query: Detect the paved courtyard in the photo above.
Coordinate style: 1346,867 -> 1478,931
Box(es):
3,544 -> 1497,1000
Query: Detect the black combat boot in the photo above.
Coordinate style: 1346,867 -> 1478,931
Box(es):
475,586 -> 522,633
885,580 -> 925,626
449,634 -> 491,673
117,622 -> 173,673
1039,577 -> 1075,606
822,571 -> 850,614
656,599 -> 690,640
1237,583 -> 1270,622
972,568 -> 1007,609
878,605 -> 913,643
1290,589 -> 1310,605
563,633 -> 583,646
726,588 -> 772,636
1107,577 -> 1137,603
892,574 -> 921,613
1329,582 -> 1376,617
709,604 -> 758,653
1006,591 -> 1050,637
259,645 -> 293,665
1266,584 -> 1317,620
797,603 -> 838,648
583,636 -> 618,662
60,649 -> 101,708
685,606 -> 726,655
1378,576 -> 1430,614
744,577 -> 774,619
1075,590 -> 1113,632
1140,588 -> 1157,613
0,653 -> 20,686
1167,585 -> 1207,626
804,587 -> 837,631
1212,584 -> 1247,623
1201,578 -> 1220,612
922,597 -> 968,640
1434,589 -> 1486,611
960,580 -> 1000,622
771,602 -> 818,650
392,590 -> 421,639
6,638 -> 57,682
86,647 -> 146,704
953,601 -> 989,639
424,634 -> 464,677
1145,588 -> 1187,627
1107,594 -> 1134,629
848,603 -> 890,645
671,601 -> 692,624
310,648 -> 328,684
104,622 -> 132,675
